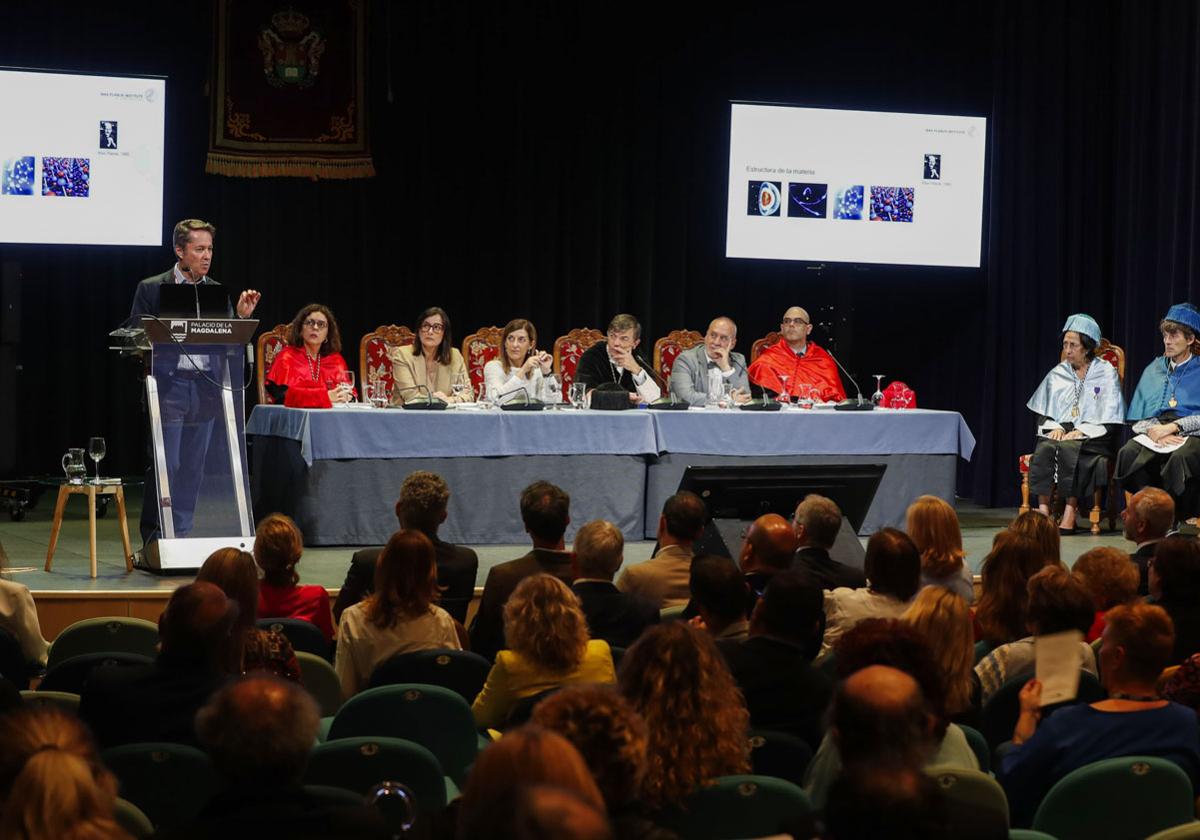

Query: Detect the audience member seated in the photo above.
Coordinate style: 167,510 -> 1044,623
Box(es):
1162,651 -> 1200,710
907,495 -> 973,603
999,603 -> 1200,827
717,570 -> 831,749
0,706 -> 132,839
483,318 -> 554,405
686,555 -> 750,641
197,547 -> 301,682
803,619 -> 980,810
616,491 -> 706,609
161,676 -> 389,839
389,306 -> 472,405
334,471 -> 478,625
618,622 -> 750,811
532,684 -> 675,839
902,587 -> 980,728
790,494 -> 865,591
264,303 -> 353,407
1073,546 -> 1140,642
824,763 -> 953,840
974,530 -> 1048,645
1148,535 -> 1200,663
570,520 -> 659,649
470,481 -> 573,661
0,558 -> 49,672
1008,509 -> 1063,566
1123,487 -> 1175,595
976,565 -> 1097,704
819,528 -> 921,660
336,530 -> 462,698
737,512 -> 798,607
472,575 -> 615,730
79,582 -> 236,748
254,513 -> 334,642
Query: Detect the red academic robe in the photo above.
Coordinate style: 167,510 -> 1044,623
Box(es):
265,345 -> 351,409
748,339 -> 846,402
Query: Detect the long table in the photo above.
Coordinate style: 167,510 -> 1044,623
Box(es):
246,404 -> 975,545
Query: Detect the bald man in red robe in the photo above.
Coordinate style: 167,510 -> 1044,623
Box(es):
748,306 -> 846,402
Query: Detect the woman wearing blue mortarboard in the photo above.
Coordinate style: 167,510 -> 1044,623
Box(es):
1026,314 -> 1126,535
1115,303 -> 1200,522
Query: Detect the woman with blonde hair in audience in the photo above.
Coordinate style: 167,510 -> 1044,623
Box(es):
337,529 -> 461,698
619,621 -> 750,810
0,706 -> 133,839
1072,546 -> 1140,642
254,513 -> 334,642
472,574 -> 615,730
906,495 -> 973,603
974,530 -> 1047,646
1008,510 -> 1062,567
902,587 -> 979,726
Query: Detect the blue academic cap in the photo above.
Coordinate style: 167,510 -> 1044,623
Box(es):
1165,303 -> 1200,334
1061,313 -> 1101,345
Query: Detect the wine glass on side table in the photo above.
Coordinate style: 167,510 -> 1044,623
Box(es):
88,436 -> 106,483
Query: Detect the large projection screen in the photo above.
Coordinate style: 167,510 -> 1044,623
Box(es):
726,103 -> 987,268
0,68 -> 166,246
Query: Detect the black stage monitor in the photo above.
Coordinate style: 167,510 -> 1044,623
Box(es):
158,283 -> 229,319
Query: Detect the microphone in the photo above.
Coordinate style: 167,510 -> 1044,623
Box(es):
495,380 -> 544,411
632,351 -> 667,394
826,346 -> 874,411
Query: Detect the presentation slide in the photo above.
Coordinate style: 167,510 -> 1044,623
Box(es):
726,103 -> 987,268
0,68 -> 166,246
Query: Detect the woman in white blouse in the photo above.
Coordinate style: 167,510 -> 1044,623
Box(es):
483,319 -> 554,405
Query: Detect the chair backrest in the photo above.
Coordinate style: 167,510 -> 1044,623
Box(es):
958,723 -> 991,773
19,689 -> 82,715
327,683 -> 478,786
1147,822 -> 1200,839
748,729 -> 814,786
47,617 -> 160,669
0,626 -> 29,690
367,649 -> 491,704
751,331 -> 782,363
655,774 -> 813,839
296,650 -> 343,717
552,327 -> 604,402
925,764 -> 1009,834
461,326 -> 504,395
112,797 -> 154,839
257,617 -> 330,661
102,742 -> 219,830
359,324 -> 417,405
981,670 -> 1105,749
38,652 -> 153,694
1060,337 -> 1126,387
304,736 -> 447,818
256,323 -> 291,404
653,329 -> 703,382
1032,756 -> 1195,840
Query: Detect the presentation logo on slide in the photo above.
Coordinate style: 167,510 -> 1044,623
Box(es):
787,183 -> 827,219
748,181 -> 782,216
41,158 -> 91,198
1,157 -> 35,195
832,185 -> 864,220
100,121 -> 119,149
923,154 -> 941,180
869,187 -> 915,222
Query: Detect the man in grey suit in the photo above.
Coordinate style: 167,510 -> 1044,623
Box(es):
668,316 -> 752,406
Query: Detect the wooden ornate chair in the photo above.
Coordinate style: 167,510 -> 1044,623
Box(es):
653,329 -> 703,382
552,328 -> 604,402
1018,338 -> 1126,534
358,325 -> 416,405
461,326 -> 504,394
255,323 -> 291,404
750,331 -> 782,363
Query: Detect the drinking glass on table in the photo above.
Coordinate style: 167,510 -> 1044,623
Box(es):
797,385 -> 814,410
477,381 -> 494,409
777,374 -> 791,405
451,372 -> 470,402
872,374 -> 885,407
569,382 -> 587,409
88,436 -> 106,482
337,370 -> 356,403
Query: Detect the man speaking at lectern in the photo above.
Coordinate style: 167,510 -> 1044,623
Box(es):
127,219 -> 261,545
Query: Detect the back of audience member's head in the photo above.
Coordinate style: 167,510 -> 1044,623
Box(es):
395,470 -> 451,533
459,785 -> 612,840
1125,487 -> 1175,542
661,491 -> 706,543
834,618 -> 948,739
196,547 -> 259,632
1102,603 -> 1176,685
901,587 -> 974,717
504,575 -> 589,671
824,763 -> 946,840
521,482 -> 571,544
532,684 -> 648,809
1026,565 -> 1095,637
833,665 -> 932,767
793,494 -> 841,550
1009,510 -> 1062,566
976,530 -> 1046,644
689,555 -> 749,629
742,513 -> 798,570
618,622 -> 749,808
751,570 -> 824,658
906,495 -> 966,578
1073,547 -> 1140,610
368,529 -> 440,629
1150,535 -> 1200,604
253,512 -> 304,588
573,520 -> 624,580
0,706 -> 131,840
864,528 -> 922,602
195,675 -> 319,787
159,581 -> 239,672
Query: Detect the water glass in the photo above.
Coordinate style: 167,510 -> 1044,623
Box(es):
451,373 -> 470,402
338,370 -> 356,402
569,382 -> 587,409
88,436 -> 106,482
797,384 -> 815,410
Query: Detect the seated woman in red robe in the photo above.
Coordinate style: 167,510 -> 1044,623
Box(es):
748,306 -> 846,403
265,303 -> 353,408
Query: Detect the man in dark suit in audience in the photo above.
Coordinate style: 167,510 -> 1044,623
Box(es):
791,494 -> 865,591
469,481 -> 573,660
717,570 -> 830,748
333,471 -> 478,624
570,519 -> 659,649
1123,487 -> 1174,596
739,512 -> 799,607
79,582 -> 234,749
689,555 -> 752,641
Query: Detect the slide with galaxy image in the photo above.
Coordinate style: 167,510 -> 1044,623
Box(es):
748,181 -> 782,216
787,183 -> 827,218
1,157 -> 36,195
